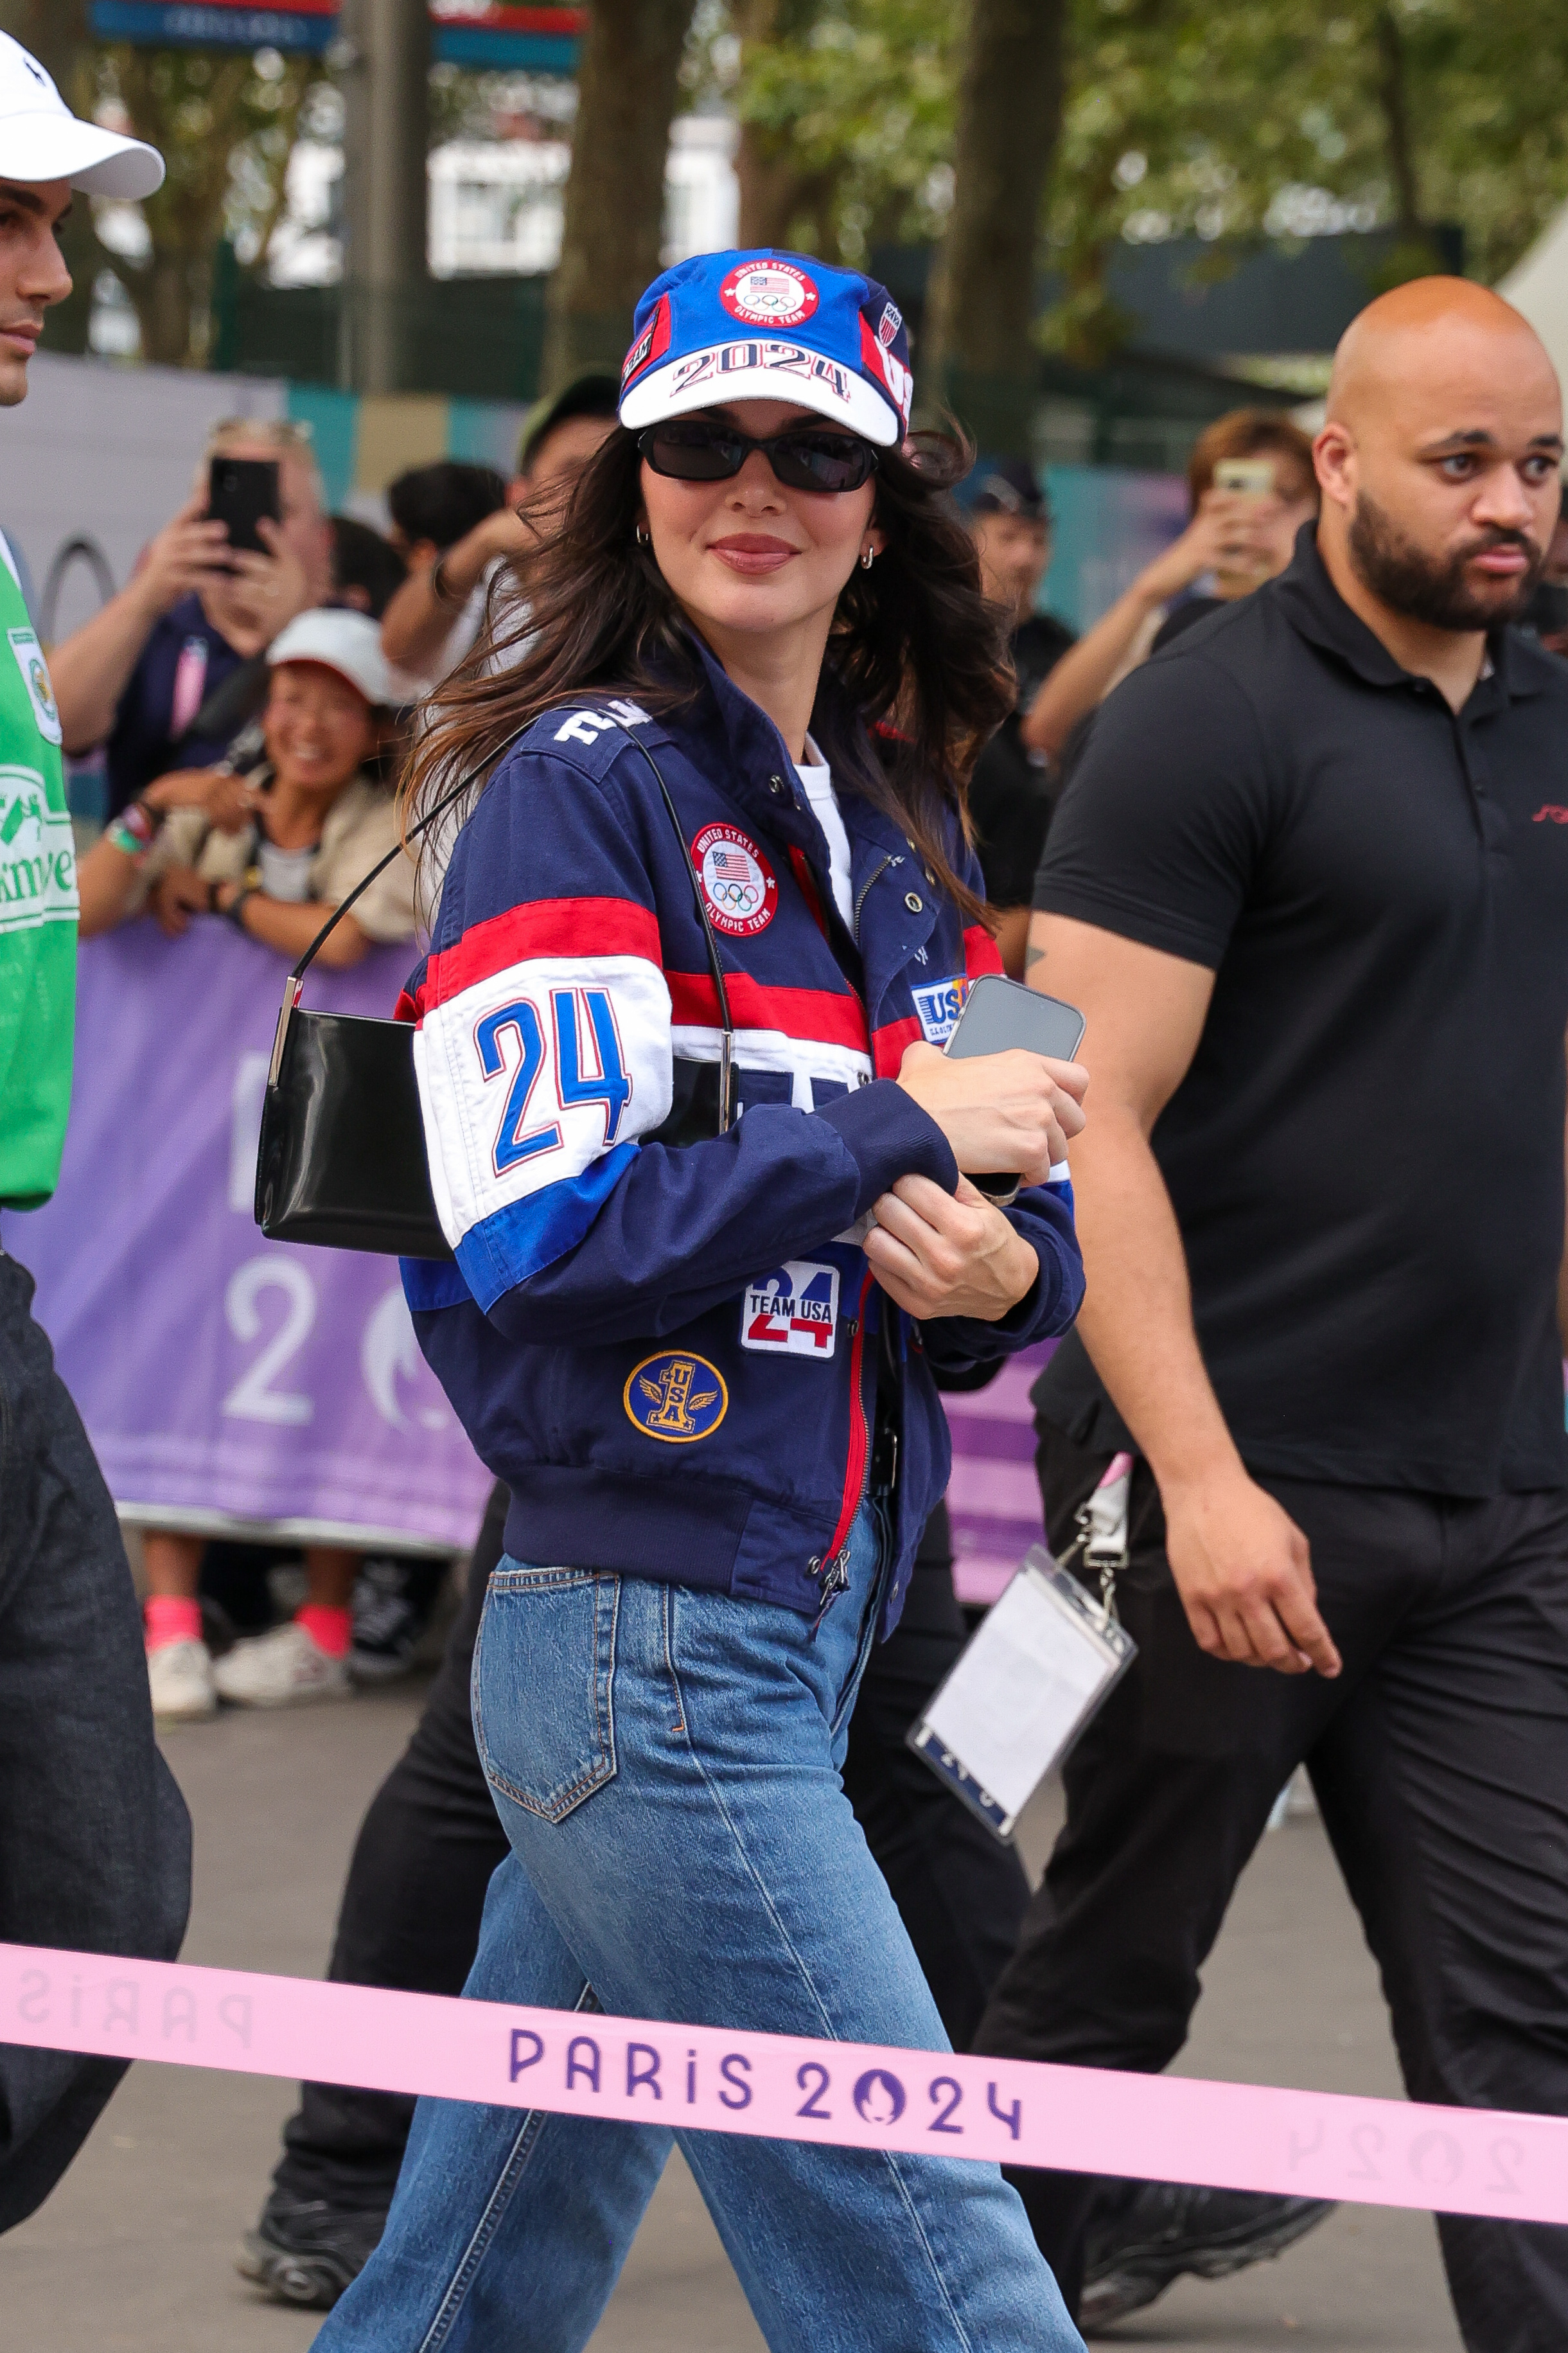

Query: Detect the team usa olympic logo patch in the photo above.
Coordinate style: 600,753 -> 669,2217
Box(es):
741,1260 -> 840,1358
720,260 -> 820,331
624,1353 -> 730,1443
692,822 -> 778,937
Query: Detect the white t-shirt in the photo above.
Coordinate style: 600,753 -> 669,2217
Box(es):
795,742 -> 855,934
256,836 -> 319,903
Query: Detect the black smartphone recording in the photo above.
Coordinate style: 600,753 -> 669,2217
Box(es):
207,456 -> 281,556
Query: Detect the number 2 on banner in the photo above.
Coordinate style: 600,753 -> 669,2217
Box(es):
222,1257 -> 316,1426
476,986 -> 631,1175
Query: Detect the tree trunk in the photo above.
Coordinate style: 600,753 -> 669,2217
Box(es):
922,0 -> 1067,457
543,0 -> 698,391
128,251 -> 198,371
0,0 -> 98,353
340,0 -> 431,393
1373,4 -> 1423,237
732,0 -> 838,251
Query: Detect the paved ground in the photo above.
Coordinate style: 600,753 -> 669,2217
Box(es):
4,1676 -> 1464,2352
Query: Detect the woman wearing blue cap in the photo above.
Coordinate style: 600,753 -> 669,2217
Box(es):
313,251 -> 1088,2352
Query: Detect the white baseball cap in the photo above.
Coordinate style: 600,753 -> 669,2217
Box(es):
267,608 -> 412,709
0,33 -> 164,200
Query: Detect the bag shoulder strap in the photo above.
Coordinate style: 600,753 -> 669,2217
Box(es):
594,715 -> 736,1133
270,709 -> 737,1134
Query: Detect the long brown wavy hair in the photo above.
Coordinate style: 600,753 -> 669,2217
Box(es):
401,422 -> 1013,925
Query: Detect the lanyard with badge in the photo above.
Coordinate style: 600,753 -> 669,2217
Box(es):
908,1453 -> 1138,1840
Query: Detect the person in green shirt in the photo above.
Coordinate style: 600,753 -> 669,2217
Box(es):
0,32 -> 192,2232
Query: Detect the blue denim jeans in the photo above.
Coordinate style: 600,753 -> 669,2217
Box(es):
312,1500 -> 1080,2353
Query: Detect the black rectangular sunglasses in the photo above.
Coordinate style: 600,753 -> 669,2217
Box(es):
639,418 -> 878,495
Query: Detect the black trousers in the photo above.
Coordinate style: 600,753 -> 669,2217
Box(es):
274,1490 -> 1028,2210
0,1254 -> 192,2230
974,1424 -> 1568,2353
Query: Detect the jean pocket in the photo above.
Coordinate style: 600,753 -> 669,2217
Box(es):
473,1566 -> 619,1822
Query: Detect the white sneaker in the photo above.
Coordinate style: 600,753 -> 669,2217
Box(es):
148,1637 -> 217,1723
213,1620 -> 353,1709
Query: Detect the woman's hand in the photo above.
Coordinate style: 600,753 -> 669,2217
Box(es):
143,765 -> 257,833
216,517 -> 311,657
150,864 -> 210,937
1137,488 -> 1273,604
863,1175 -> 1040,1321
895,1039 -> 1086,1185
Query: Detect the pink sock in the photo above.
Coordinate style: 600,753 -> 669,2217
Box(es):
145,1594 -> 202,1651
297,1603 -> 353,1659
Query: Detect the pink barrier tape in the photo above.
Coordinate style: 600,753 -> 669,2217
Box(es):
2,1940 -> 1564,2224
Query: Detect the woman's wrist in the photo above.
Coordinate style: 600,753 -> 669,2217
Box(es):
993,1221 -> 1041,1315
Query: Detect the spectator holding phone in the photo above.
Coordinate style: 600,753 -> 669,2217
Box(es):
47,418 -> 332,817
1021,411 -> 1319,763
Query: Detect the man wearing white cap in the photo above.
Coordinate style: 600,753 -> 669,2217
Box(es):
0,34 -> 191,2231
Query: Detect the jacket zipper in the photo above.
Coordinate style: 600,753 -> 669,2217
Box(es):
809,1268 -> 875,1629
852,853 -> 894,937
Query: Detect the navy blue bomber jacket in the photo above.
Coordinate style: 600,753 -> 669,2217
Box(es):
400,641 -> 1084,1638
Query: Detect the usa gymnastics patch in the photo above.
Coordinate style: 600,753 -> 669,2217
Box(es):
692,822 -> 777,937
624,1352 -> 729,1443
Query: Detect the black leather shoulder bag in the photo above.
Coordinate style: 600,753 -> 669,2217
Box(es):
254,716 -> 737,1258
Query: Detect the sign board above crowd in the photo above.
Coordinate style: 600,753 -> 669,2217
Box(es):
89,0 -> 584,75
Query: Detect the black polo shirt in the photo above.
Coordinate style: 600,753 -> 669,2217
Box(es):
1034,529 -> 1568,1495
969,612 -> 1077,907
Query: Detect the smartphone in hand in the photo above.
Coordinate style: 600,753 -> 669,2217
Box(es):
944,973 -> 1084,1205
207,456 -> 281,556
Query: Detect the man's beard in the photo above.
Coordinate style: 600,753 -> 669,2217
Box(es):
1348,491 -> 1543,630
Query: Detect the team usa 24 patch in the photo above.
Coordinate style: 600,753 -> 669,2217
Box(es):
741,1260 -> 840,1358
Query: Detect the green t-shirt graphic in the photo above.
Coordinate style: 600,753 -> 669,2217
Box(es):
0,530 -> 77,1209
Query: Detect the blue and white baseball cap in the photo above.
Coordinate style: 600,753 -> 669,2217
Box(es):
619,249 -> 913,450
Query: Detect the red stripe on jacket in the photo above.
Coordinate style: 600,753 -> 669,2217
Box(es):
425,897 -> 662,1011
872,1013 -> 922,1079
669,971 -> 870,1054
964,923 -> 1005,981
787,846 -> 828,939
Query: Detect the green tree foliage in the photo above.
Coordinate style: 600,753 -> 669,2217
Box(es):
733,0 -> 962,258
95,46 -> 324,368
727,0 -> 1568,362
0,0 -> 326,369
1045,0 -> 1568,359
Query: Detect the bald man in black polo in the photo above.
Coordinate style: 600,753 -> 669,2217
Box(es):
987,280 -> 1568,2348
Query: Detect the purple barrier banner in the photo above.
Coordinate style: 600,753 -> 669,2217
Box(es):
946,1344 -> 1055,1606
3,923 -> 491,1554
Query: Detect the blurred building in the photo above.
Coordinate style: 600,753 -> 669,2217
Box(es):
261,114 -> 737,287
